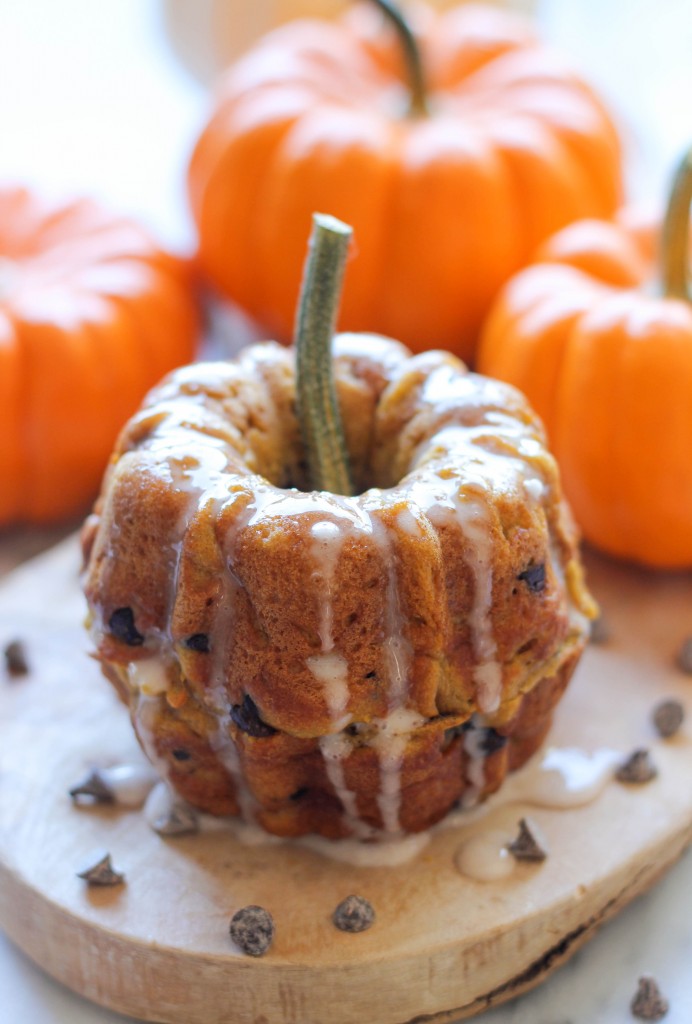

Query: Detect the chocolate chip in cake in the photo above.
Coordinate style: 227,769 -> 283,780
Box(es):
77,852 -> 125,887
676,636 -> 692,674
229,905 -> 274,957
479,727 -> 508,756
108,607 -> 144,647
517,563 -> 546,594
230,695 -> 277,738
631,976 -> 669,1020
171,748 -> 191,761
507,817 -> 548,862
4,639 -> 29,677
652,699 -> 685,739
183,633 -> 210,653
332,894 -> 376,933
616,748 -> 658,785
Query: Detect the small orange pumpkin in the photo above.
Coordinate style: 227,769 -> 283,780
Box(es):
188,0 -> 621,363
0,187 -> 199,526
478,147 -> 692,569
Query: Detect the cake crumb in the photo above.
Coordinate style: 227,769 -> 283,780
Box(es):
616,749 -> 658,785
507,817 -> 548,862
631,976 -> 669,1020
4,639 -> 29,677
676,636 -> 692,674
332,894 -> 376,933
77,853 -> 125,887
229,905 -> 274,957
652,699 -> 685,739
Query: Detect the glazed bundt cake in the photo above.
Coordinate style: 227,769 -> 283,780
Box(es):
82,334 -> 595,839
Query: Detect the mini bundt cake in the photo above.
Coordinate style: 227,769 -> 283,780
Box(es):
82,334 -> 595,840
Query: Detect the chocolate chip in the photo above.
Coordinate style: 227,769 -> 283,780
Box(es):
676,636 -> 692,674
652,700 -> 684,739
616,748 -> 658,785
229,905 -> 274,957
590,613 -> 611,644
631,976 -> 669,1020
77,853 -> 125,887
507,817 -> 548,862
290,787 -> 308,801
171,748 -> 191,761
184,633 -> 210,653
4,639 -> 29,677
517,563 -> 546,593
69,769 -> 115,804
108,607 -> 144,647
230,695 -> 277,738
332,895 -> 375,933
479,727 -> 507,756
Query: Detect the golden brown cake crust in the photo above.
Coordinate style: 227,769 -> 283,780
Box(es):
82,336 -> 594,839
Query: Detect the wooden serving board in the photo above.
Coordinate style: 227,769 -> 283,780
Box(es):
1,537 -> 691,1024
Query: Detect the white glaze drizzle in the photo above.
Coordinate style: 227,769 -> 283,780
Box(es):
97,344 -> 594,850
455,829 -> 515,882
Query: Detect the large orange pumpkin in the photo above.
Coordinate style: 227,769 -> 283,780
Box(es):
477,148 -> 692,569
0,187 -> 199,526
188,0 -> 621,362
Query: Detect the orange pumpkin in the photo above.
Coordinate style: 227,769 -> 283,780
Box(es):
188,0 -> 621,363
477,147 -> 692,568
0,187 -> 199,526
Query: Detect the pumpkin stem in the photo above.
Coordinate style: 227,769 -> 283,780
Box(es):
295,213 -> 354,496
369,0 -> 428,118
661,145 -> 692,301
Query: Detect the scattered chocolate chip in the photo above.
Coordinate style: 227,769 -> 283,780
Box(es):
616,749 -> 658,785
631,976 -> 669,1020
229,905 -> 274,957
69,769 -> 115,804
590,613 -> 611,644
652,699 -> 685,739
77,853 -> 125,887
517,563 -> 546,594
4,639 -> 29,677
230,695 -> 277,738
507,817 -> 548,862
184,633 -> 210,653
332,894 -> 376,933
108,607 -> 144,647
676,636 -> 692,674
171,748 -> 191,761
151,801 -> 199,837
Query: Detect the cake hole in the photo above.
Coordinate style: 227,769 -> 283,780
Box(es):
516,638 -> 538,656
172,748 -> 191,761
289,787 -> 308,801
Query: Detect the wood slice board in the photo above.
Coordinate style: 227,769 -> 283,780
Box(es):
1,537 -> 691,1024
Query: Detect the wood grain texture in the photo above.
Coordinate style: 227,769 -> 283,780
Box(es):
1,537 -> 691,1024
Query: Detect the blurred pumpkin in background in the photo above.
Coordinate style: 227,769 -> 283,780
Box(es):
188,0 -> 621,363
478,147 -> 692,568
164,0 -> 536,76
0,187 -> 199,526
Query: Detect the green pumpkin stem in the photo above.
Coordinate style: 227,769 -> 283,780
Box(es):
662,145 -> 692,301
369,0 -> 428,118
295,213 -> 354,496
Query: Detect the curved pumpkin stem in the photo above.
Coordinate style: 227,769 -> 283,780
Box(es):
369,0 -> 428,118
661,145 -> 692,302
295,213 -> 354,496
